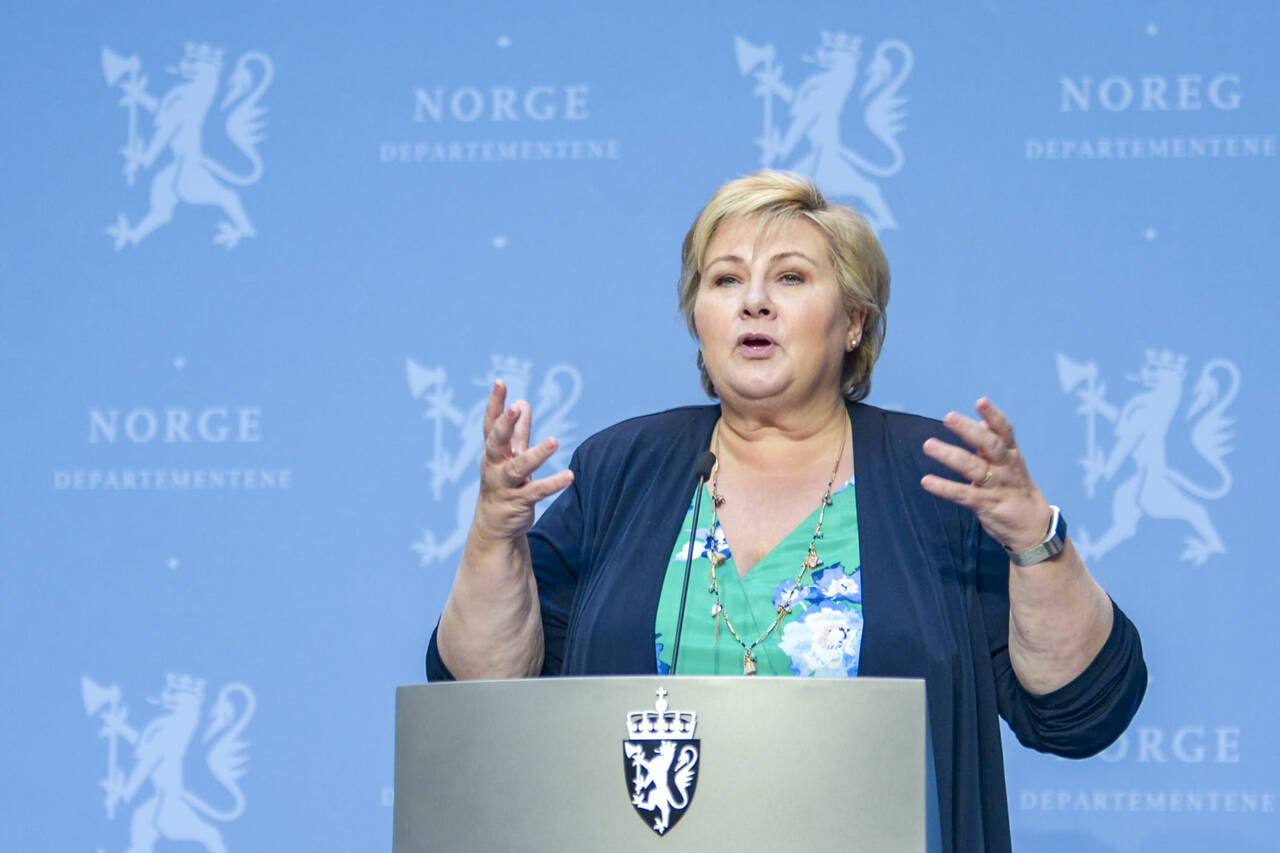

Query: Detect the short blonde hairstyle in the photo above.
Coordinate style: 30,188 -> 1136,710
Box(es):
678,170 -> 890,402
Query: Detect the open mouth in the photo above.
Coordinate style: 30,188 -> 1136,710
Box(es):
738,333 -> 775,350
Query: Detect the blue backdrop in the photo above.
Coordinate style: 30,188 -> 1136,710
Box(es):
2,1 -> 1277,850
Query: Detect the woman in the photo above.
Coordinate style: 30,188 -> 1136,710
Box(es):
428,171 -> 1146,853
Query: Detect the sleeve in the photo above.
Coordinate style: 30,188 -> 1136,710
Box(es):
424,623 -> 455,681
526,449 -> 588,676
976,524 -> 1148,758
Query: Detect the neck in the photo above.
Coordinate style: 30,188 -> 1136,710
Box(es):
716,394 -> 849,474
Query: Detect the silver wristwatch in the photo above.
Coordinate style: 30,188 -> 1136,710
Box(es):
1006,505 -> 1067,566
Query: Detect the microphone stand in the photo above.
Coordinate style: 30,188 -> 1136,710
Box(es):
670,451 -> 715,675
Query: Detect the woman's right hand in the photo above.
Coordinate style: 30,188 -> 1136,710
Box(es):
472,379 -> 575,544
438,379 -> 571,679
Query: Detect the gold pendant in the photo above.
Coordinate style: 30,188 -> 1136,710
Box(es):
803,545 -> 821,569
743,653 -> 757,676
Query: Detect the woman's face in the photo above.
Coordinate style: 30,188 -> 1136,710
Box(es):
693,216 -> 863,410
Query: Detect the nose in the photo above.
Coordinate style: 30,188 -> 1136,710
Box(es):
741,276 -> 773,318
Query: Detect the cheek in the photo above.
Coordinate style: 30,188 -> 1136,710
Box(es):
797,301 -> 845,342
692,297 -> 724,342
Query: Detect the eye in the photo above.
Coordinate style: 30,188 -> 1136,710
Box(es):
712,274 -> 740,287
779,272 -> 806,284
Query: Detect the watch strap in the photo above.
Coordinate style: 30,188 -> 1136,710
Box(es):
1006,505 -> 1067,566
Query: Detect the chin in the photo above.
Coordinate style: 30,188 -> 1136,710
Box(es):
721,376 -> 792,403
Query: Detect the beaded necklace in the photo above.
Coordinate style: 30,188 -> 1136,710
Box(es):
705,410 -> 849,675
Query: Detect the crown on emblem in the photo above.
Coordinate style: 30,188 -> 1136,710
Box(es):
165,673 -> 206,695
488,354 -> 533,383
1144,348 -> 1188,375
626,688 -> 697,741
819,31 -> 862,53
183,42 -> 224,65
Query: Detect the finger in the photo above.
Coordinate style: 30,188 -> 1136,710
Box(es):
975,398 -> 1016,447
920,473 -> 982,508
521,468 -> 575,503
942,410 -> 1007,463
922,437 -> 990,484
511,400 -> 532,455
482,379 -> 507,436
505,436 -> 560,483
484,404 -> 520,463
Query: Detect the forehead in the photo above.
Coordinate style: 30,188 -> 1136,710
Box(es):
704,216 -> 829,265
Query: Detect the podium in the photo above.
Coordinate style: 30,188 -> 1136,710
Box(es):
393,676 -> 941,852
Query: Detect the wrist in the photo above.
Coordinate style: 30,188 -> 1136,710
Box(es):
468,502 -> 532,550
463,523 -> 528,567
1006,505 -> 1068,567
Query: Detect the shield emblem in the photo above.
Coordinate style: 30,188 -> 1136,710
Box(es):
623,688 -> 699,836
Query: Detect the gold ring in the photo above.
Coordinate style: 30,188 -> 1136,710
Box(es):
978,467 -> 993,486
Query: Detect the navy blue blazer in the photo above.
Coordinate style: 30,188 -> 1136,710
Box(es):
427,402 -> 1146,853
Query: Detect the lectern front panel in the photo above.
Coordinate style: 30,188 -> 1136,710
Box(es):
393,676 -> 936,852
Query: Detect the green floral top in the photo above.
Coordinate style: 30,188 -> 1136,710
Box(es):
654,478 -> 863,677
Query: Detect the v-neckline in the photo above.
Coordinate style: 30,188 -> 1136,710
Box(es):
709,476 -> 855,580
707,411 -> 854,577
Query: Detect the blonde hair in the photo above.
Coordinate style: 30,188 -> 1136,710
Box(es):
678,170 -> 890,401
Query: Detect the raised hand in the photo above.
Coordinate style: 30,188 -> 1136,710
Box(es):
472,379 -> 575,545
439,379 -> 570,678
919,398 -> 1053,554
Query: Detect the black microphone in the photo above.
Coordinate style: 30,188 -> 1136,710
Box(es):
670,450 -> 716,675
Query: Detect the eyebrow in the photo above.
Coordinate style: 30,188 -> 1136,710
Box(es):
704,251 -> 819,268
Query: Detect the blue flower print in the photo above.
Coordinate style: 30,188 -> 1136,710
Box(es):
673,527 -> 712,562
813,566 -> 861,604
773,579 -> 803,611
778,605 -> 864,677
672,524 -> 731,562
655,636 -> 670,675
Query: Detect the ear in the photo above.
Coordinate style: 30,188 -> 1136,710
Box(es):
846,307 -> 867,343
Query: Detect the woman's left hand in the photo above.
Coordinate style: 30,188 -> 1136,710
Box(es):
920,398 -> 1053,553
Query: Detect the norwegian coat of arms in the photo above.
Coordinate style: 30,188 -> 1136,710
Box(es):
623,688 -> 700,836
100,43 -> 272,249
1058,350 -> 1240,565
734,31 -> 913,232
82,673 -> 255,852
